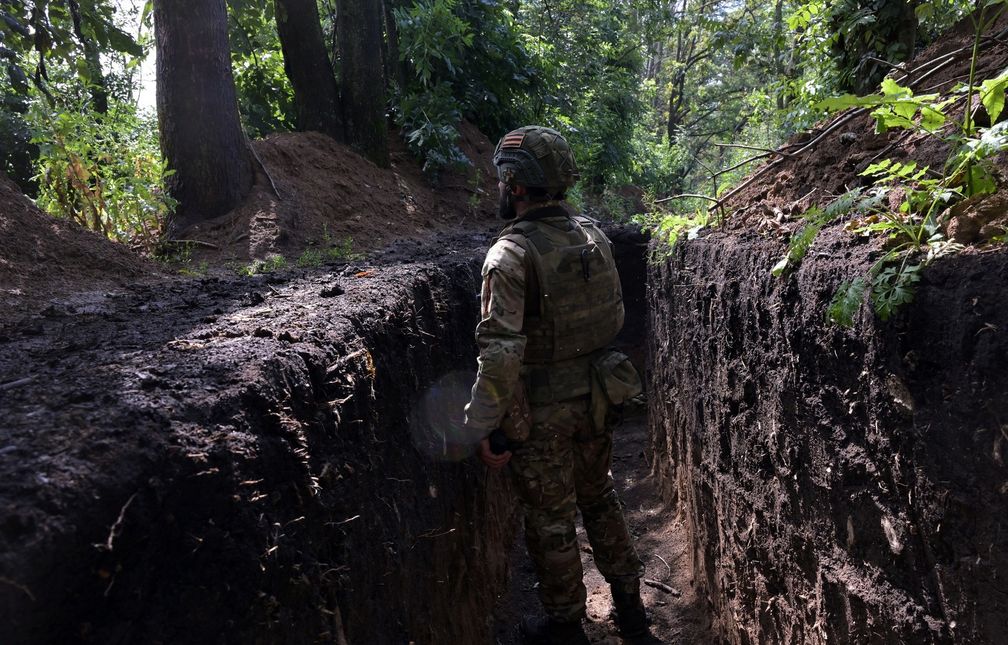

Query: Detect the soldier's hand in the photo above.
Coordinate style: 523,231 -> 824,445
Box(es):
479,437 -> 511,470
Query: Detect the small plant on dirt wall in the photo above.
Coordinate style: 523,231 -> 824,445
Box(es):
27,93 -> 174,251
810,1 -> 1008,327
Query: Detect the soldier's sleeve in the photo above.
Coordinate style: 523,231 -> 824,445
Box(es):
464,237 -> 527,437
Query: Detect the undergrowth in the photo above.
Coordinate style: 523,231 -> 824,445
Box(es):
776,1 -> 1008,328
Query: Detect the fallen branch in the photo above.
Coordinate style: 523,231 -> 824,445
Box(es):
248,137 -> 281,198
0,576 -> 35,601
654,193 -> 721,204
712,153 -> 772,179
643,578 -> 681,596
163,239 -> 221,250
653,554 -> 672,578
714,142 -> 792,157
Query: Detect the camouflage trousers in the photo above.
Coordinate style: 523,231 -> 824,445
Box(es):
509,395 -> 644,622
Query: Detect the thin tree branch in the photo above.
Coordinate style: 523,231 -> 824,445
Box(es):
714,142 -> 792,157
654,193 -> 720,204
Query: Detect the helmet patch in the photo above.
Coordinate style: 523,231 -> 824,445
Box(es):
501,132 -> 526,148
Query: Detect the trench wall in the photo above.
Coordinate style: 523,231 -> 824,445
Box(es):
1,256 -> 516,645
648,229 -> 1008,644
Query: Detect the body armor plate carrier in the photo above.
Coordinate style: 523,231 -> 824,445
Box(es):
499,213 -> 624,404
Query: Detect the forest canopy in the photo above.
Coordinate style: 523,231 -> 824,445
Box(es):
0,0 -> 987,245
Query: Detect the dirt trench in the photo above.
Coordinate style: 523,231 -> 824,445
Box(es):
648,226 -> 1008,644
1,242 -> 521,644
0,224 -> 664,645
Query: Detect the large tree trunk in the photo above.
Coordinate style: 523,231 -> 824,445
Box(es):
382,0 -> 407,90
154,0 -> 252,235
274,0 -> 343,138
338,0 -> 390,167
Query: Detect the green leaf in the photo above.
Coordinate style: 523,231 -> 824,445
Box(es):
880,78 -> 912,98
923,105 -> 943,131
980,72 -> 1007,124
828,278 -> 867,328
816,93 -> 883,111
871,263 -> 921,321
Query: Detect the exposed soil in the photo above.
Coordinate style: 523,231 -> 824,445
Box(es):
642,14 -> 1008,645
179,121 -> 499,264
0,118 -> 664,644
653,181 -> 1008,645
0,173 -> 158,319
0,246 -> 528,644
5,16 -> 1008,642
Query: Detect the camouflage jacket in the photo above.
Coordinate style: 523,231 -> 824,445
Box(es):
464,232 -> 528,437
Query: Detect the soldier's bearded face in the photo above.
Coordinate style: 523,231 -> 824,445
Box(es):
498,184 -> 517,220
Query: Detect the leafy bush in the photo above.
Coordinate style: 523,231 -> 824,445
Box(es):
27,93 -> 174,250
392,81 -> 470,177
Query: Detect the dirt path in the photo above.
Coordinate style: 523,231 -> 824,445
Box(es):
493,415 -> 715,645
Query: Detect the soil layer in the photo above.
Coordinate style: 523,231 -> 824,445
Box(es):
649,228 -> 1008,644
0,247 -> 519,644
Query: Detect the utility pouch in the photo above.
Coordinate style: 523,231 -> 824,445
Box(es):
589,350 -> 643,433
499,380 -> 532,443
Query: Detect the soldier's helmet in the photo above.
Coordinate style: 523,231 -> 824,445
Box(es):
493,126 -> 579,194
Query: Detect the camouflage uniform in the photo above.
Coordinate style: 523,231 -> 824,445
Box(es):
465,206 -> 645,622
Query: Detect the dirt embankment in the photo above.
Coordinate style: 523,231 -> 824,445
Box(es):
648,227 -> 1008,643
0,250 -> 523,644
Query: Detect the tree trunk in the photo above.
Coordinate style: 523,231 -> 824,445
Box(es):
274,0 -> 343,138
382,0 -> 407,90
154,0 -> 252,235
338,0 -> 390,167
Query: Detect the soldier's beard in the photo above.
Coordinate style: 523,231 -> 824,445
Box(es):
498,189 -> 517,220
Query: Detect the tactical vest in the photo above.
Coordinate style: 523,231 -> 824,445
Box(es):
499,212 -> 624,404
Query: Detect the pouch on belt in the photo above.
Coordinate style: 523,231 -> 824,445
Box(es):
589,349 -> 643,432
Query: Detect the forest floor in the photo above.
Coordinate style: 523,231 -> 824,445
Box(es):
493,416 -> 715,645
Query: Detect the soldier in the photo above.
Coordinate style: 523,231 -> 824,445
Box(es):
465,126 -> 648,644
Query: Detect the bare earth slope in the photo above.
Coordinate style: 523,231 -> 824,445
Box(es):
649,14 -> 1008,645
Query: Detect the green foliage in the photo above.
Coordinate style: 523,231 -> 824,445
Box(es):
392,80 -> 469,176
393,0 -> 474,178
871,261 -> 921,321
297,235 -> 360,267
227,0 -> 296,137
979,69 -> 1008,124
0,0 -> 142,101
653,210 -> 708,248
827,277 -> 867,328
395,0 -> 473,87
26,90 -> 174,248
771,188 -> 880,276
238,254 -> 288,276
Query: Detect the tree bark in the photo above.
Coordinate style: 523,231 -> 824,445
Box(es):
382,0 -> 407,90
154,0 -> 253,235
274,0 -> 343,138
338,0 -> 390,167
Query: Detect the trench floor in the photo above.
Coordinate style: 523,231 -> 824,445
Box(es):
492,416 -> 715,644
